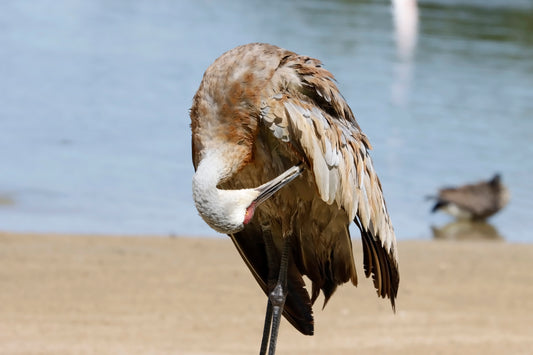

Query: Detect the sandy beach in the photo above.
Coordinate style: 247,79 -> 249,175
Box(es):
1,231 -> 532,355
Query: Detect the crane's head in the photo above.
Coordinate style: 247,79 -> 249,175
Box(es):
193,164 -> 303,234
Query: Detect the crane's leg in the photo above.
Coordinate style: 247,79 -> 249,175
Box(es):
259,299 -> 273,355
259,225 -> 290,355
267,237 -> 290,355
260,225 -> 276,355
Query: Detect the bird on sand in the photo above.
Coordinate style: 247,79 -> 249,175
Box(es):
190,43 -> 399,355
429,174 -> 510,220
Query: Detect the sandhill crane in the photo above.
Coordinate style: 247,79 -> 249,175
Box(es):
430,174 -> 510,220
190,43 -> 399,355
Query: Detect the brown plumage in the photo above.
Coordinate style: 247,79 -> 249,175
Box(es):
430,174 -> 510,220
190,43 -> 399,343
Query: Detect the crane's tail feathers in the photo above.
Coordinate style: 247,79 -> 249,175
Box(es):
355,218 -> 399,311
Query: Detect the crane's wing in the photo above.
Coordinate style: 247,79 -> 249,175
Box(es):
261,55 -> 399,307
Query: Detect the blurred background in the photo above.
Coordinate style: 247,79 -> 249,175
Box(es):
0,0 -> 532,241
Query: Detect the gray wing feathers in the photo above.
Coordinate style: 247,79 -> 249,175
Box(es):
261,57 -> 399,304
264,94 -> 396,255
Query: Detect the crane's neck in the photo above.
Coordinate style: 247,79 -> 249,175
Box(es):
192,151 -> 256,234
192,150 -> 304,234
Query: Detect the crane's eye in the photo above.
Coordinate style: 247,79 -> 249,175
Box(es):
243,202 -> 256,225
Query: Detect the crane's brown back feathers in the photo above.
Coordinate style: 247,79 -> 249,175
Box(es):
190,43 -> 399,335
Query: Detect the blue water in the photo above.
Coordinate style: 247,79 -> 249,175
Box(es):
1,0 -> 532,241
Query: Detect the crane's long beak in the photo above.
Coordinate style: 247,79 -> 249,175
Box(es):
254,164 -> 304,206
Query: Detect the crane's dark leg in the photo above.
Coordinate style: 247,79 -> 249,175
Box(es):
259,299 -> 272,355
260,225 -> 276,355
259,224 -> 290,355
267,237 -> 290,355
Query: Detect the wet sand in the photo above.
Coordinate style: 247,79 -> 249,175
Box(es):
1,231 -> 532,354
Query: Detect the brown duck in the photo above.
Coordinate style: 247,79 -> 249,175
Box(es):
430,174 -> 510,220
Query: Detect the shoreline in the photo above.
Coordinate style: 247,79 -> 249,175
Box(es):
1,231 -> 532,354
